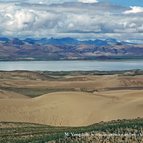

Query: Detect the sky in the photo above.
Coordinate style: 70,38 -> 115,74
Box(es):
0,0 -> 143,41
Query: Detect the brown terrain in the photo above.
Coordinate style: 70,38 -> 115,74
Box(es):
0,38 -> 143,60
0,71 -> 143,126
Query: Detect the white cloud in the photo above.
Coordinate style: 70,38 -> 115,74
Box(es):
24,0 -> 76,4
78,0 -> 98,3
124,6 -> 143,14
0,0 -> 98,4
0,1 -> 142,40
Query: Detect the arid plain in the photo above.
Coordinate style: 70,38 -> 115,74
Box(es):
0,70 -> 143,127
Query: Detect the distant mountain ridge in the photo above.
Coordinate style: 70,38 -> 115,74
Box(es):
0,37 -> 143,61
0,37 -> 127,46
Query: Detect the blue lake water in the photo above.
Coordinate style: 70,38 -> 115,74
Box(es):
0,60 -> 143,71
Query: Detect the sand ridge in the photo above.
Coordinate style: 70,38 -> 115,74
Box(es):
0,90 -> 143,126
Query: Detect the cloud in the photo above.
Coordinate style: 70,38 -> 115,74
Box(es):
78,0 -> 98,3
124,6 -> 143,14
24,0 -> 77,4
0,0 -> 77,5
0,1 -> 142,40
0,0 -> 98,4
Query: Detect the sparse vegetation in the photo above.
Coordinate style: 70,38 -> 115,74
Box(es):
1,118 -> 143,143
0,87 -> 76,97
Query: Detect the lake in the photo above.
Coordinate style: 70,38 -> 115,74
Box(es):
0,60 -> 143,71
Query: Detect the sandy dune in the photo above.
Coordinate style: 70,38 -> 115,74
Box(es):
0,91 -> 143,126
0,71 -> 143,126
0,90 -> 29,99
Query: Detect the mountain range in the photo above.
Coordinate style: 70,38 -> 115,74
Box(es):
0,37 -> 143,60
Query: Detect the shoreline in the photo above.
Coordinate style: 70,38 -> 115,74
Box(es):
0,69 -> 142,75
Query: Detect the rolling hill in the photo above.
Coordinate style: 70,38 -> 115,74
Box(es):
0,90 -> 143,127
